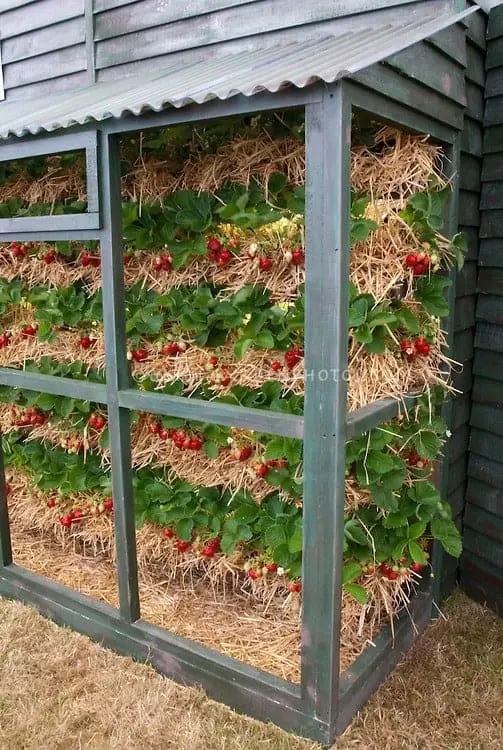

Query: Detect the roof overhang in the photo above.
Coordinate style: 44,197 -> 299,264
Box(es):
0,6 -> 478,141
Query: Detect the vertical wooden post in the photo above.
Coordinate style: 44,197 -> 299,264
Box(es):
433,133 -> 462,604
302,83 -> 351,741
0,441 -> 12,567
99,129 -> 141,623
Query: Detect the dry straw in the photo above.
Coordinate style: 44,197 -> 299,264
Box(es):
0,125 -> 449,675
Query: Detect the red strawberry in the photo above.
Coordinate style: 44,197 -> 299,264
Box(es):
175,539 -> 191,553
10,243 -> 27,259
79,335 -> 95,349
405,253 -> 418,268
238,445 -> 253,462
71,508 -> 84,521
414,337 -> 431,356
207,237 -> 222,255
271,361 -> 282,372
43,249 -> 57,264
256,463 -> 268,478
387,571 -> 398,581
132,348 -> 148,362
159,429 -> 169,441
103,498 -> 113,512
221,375 -> 231,387
163,527 -> 175,539
412,262 -> 427,276
410,562 -> 424,573
259,257 -> 272,272
148,422 -> 161,435
248,569 -> 260,580
288,581 -> 302,593
400,339 -> 415,359
89,413 -> 105,430
266,563 -> 278,573
59,515 -> 72,528
201,545 -> 215,558
291,248 -> 305,266
217,249 -> 233,267
47,497 -> 56,509
21,325 -> 37,338
208,537 -> 221,552
190,437 -> 204,451
162,342 -> 180,356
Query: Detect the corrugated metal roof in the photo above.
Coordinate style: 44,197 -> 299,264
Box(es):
0,6 -> 477,140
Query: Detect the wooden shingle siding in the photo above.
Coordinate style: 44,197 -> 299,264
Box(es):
447,10 -> 488,603
463,7 -> 503,615
0,0 -> 86,100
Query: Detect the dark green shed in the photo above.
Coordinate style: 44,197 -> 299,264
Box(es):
0,0 -> 500,746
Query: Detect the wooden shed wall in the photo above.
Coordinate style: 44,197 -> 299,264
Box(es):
462,3 -> 503,616
0,0 -> 465,101
0,0 -> 88,101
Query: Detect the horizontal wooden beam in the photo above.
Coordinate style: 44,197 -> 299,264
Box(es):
0,368 -> 107,403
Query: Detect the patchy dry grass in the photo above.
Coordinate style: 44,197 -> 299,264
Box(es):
0,590 -> 501,750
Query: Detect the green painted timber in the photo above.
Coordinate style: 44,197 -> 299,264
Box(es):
466,478 -> 503,516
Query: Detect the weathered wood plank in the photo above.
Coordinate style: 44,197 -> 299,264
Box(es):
474,321 -> 503,352
484,96 -> 503,128
481,152 -> 503,183
476,295 -> 503,325
3,45 -> 86,89
466,40 -> 485,87
449,423 -> 470,464
473,349 -> 503,383
465,8 -> 487,51
1,17 -> 85,64
480,210 -> 503,239
466,477 -> 503,517
470,429 -> 503,471
470,404 -> 503,437
448,454 -> 467,497
452,366 -> 472,396
463,527 -> 503,568
354,63 -> 464,130
486,36 -> 503,70
472,375 -> 503,407
451,393 -> 471,431
460,153 -> 481,192
447,482 -> 465,519
479,239 -> 503,267
483,126 -> 503,156
457,226 -> 479,262
486,67 -> 503,99
481,181 -> 503,211
462,117 -> 483,158
455,261 -> 477,297
385,43 -> 466,106
454,295 -> 475,332
461,554 -> 503,617
5,71 -> 88,102
0,0 -> 83,38
453,328 -> 474,364
458,191 -> 480,227
426,23 -> 467,69
487,3 -> 503,40
477,269 -> 503,295
95,0 -> 256,40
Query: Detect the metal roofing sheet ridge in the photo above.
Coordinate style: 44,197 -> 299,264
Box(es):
0,5 -> 478,139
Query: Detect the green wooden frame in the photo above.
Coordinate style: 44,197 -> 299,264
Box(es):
0,80 -> 460,746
